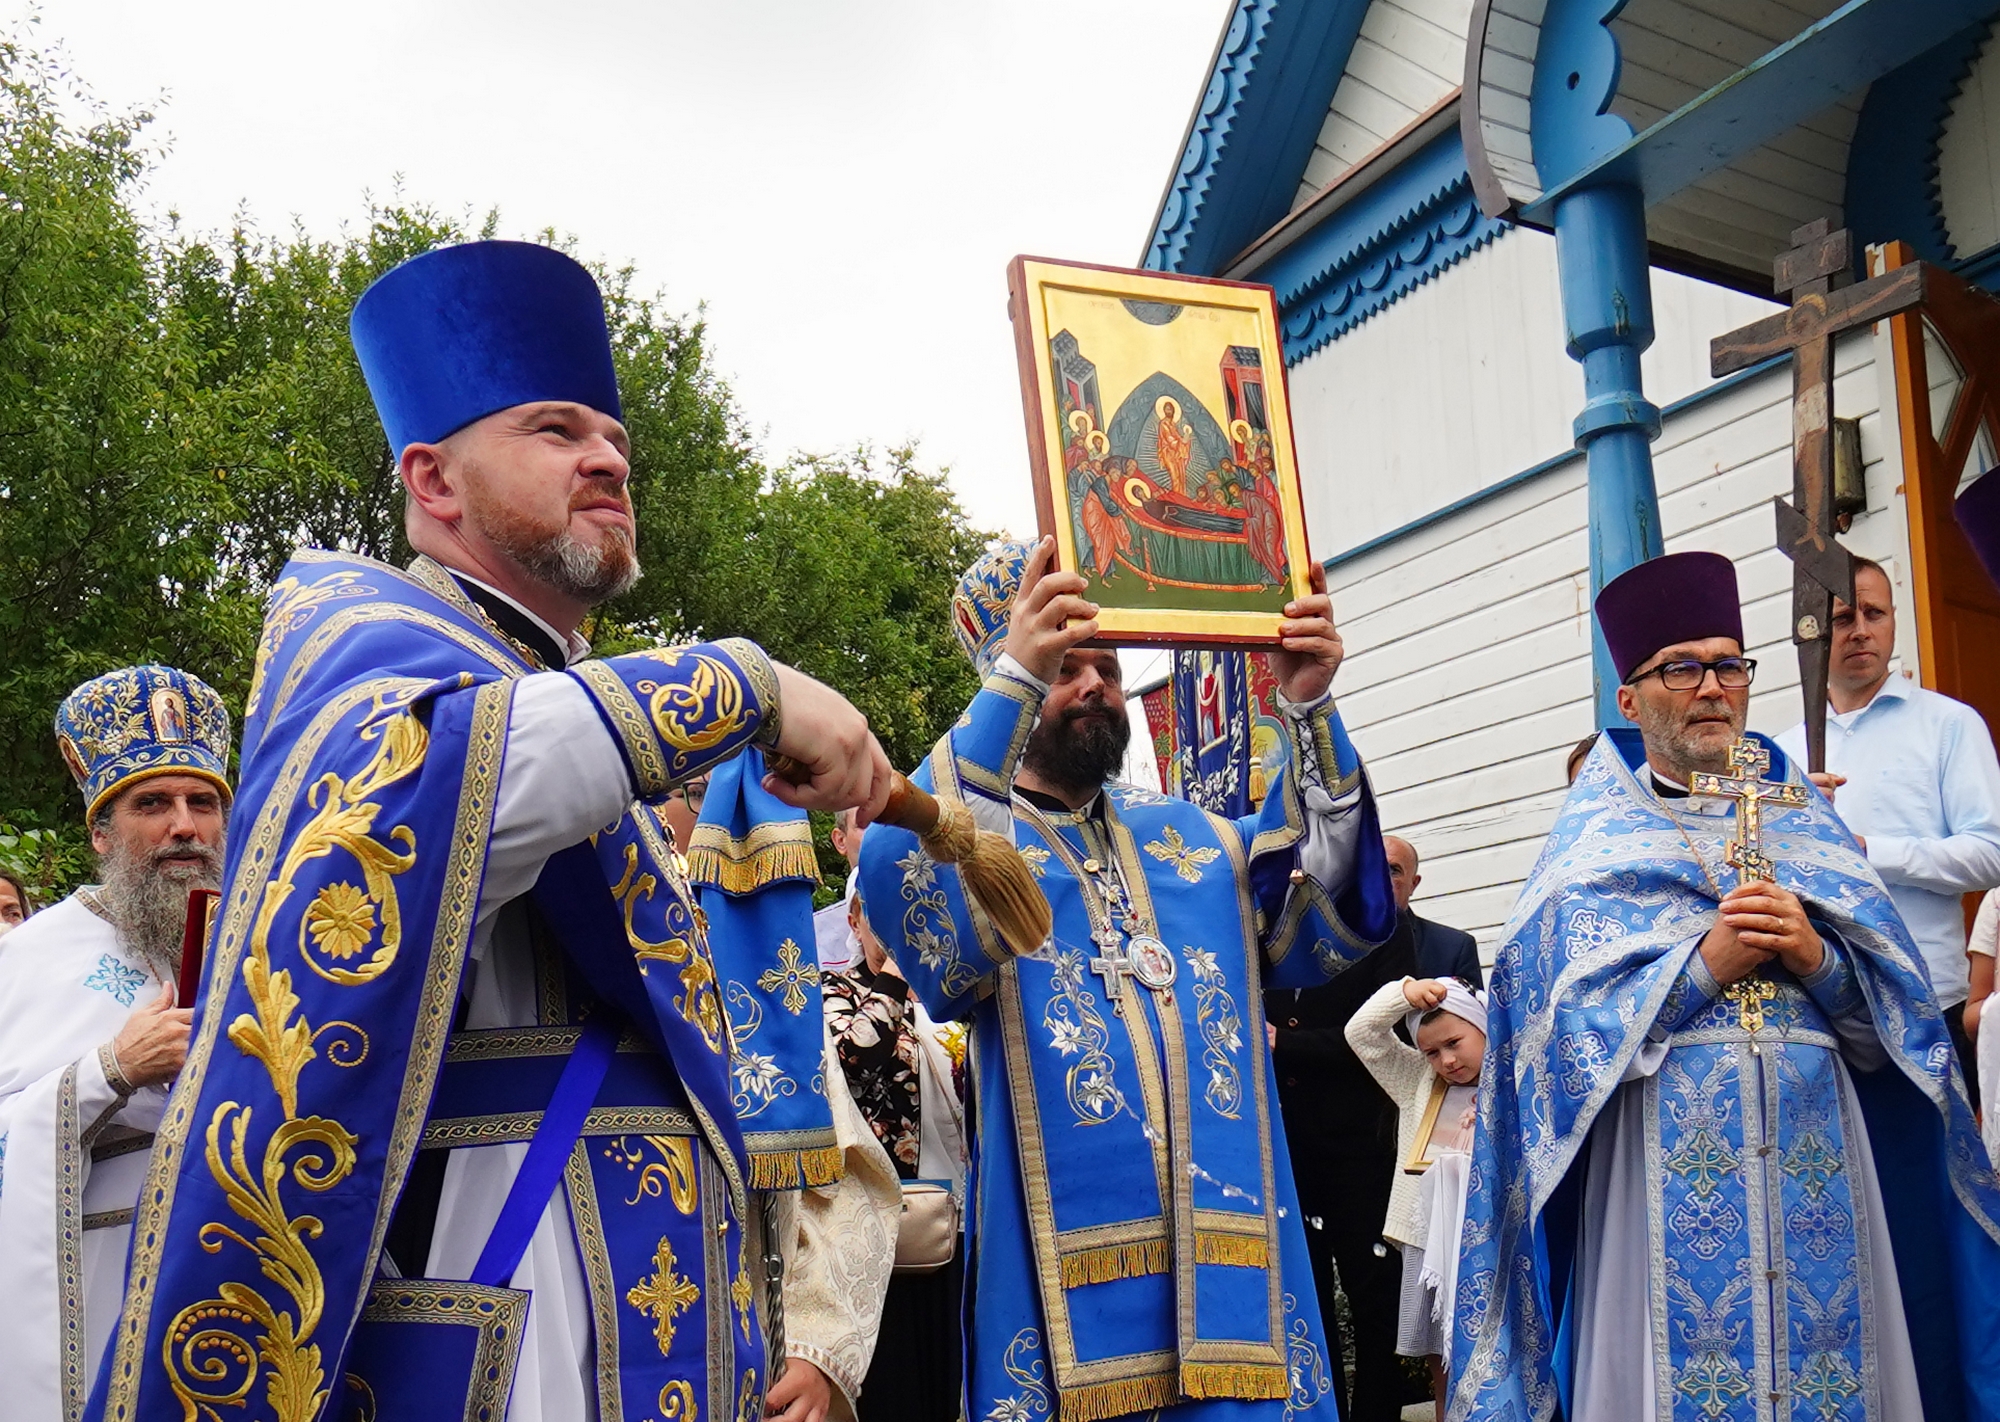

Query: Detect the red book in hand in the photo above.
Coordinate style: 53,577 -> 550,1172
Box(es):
179,888 -> 220,1007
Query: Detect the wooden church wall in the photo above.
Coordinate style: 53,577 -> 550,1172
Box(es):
1289,225 -> 1782,560
1318,324 -> 1906,954
1293,0 -> 1475,207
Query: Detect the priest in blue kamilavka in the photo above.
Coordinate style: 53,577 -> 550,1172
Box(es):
856,538 -> 1396,1422
1450,550 -> 2000,1422
86,241 -> 899,1422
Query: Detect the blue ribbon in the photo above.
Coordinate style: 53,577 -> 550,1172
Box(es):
469,1015 -> 619,1288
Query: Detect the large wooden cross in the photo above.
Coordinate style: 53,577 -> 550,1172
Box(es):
1711,221 -> 1930,772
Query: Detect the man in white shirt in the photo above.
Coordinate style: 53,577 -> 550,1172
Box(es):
1776,556 -> 2000,1091
811,809 -> 864,973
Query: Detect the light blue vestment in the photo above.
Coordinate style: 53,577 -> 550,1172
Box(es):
856,662 -> 1396,1422
1452,729 -> 2000,1422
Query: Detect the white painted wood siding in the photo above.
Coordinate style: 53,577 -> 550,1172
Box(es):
1467,0 -> 1859,281
1322,325 -> 1908,956
1294,0 -> 1476,207
1287,226 -> 1780,558
1608,0 -> 1856,280
1942,28 -> 2000,260
1471,0 -> 1547,205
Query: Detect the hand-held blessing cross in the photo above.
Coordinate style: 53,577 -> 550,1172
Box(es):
1691,738 -> 1810,1033
1711,221 -> 1931,772
1689,738 -> 1810,886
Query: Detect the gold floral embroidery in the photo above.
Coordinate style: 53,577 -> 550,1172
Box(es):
303,883 -> 376,961
1019,845 -> 1051,879
633,648 -> 752,771
756,939 -> 820,1015
627,1237 -> 701,1356
247,571 -> 375,719
730,1251 -> 754,1339
612,841 -> 727,1055
603,1134 -> 699,1213
657,1379 -> 697,1420
164,685 -> 430,1420
1143,825 -> 1221,883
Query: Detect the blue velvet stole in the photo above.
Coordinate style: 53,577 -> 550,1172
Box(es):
688,746 -> 839,1189
855,664 -> 1395,1421
1452,728 -> 2000,1422
87,552 -> 775,1422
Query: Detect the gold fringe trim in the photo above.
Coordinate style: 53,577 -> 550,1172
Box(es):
1193,1231 -> 1270,1268
685,823 -> 820,894
747,1145 -> 845,1191
1179,1361 -> 1289,1401
1055,1372 -> 1182,1422
1058,1237 -> 1171,1288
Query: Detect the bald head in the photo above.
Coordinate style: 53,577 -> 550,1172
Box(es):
1384,835 -> 1418,913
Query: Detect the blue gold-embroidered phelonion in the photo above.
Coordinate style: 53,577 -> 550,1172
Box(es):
764,754 -> 1053,956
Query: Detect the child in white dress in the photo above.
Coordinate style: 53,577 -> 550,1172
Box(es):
1346,976 -> 1488,1417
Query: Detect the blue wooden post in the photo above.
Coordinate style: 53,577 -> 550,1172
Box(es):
1553,181 -> 1663,727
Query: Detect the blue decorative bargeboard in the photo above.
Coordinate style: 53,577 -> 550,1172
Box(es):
87,550 -> 785,1422
856,661 -> 1395,1422
1452,728 -> 2000,1422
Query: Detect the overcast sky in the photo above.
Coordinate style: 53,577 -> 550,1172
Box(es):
16,0 -> 1226,543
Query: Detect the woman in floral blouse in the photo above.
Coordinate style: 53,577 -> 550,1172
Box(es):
823,893 -> 966,1422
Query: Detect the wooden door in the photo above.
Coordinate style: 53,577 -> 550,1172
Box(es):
1879,241 -> 2000,738
1879,241 -> 2000,933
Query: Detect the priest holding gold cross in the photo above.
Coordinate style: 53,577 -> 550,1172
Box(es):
1452,550 -> 2000,1422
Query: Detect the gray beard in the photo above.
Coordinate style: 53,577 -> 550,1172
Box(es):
1635,694 -> 1744,784
495,523 -> 642,606
99,838 -> 225,976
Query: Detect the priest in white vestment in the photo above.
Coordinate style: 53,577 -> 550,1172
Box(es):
0,664 -> 232,1422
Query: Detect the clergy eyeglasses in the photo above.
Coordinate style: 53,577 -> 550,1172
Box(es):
1624,656 -> 1757,692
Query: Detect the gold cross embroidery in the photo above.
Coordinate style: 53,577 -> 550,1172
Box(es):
1689,738 -> 1809,886
1724,976 -> 1778,1033
1143,825 -> 1222,884
756,937 -> 821,1015
627,1236 -> 702,1356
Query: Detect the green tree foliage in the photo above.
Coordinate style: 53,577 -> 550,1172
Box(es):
0,31 -> 989,902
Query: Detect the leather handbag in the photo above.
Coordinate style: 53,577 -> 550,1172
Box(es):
893,1177 -> 960,1274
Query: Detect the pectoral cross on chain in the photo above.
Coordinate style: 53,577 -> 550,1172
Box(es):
1089,928 -> 1133,1011
1689,739 -> 1810,886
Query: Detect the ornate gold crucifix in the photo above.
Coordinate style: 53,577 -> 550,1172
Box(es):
1689,739 -> 1810,887
1690,738 -> 1810,1032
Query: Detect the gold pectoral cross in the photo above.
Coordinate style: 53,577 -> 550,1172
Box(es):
1689,739 -> 1810,887
1724,975 -> 1778,1033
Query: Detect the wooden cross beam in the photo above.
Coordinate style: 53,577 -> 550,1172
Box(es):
1710,221 -> 1930,772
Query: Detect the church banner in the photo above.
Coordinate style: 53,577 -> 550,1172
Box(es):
1159,650 -> 1288,816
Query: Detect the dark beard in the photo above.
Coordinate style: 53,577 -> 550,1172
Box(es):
1021,701 -> 1131,798
99,836 -> 225,976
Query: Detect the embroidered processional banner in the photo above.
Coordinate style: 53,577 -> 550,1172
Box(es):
1164,649 -> 1286,815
